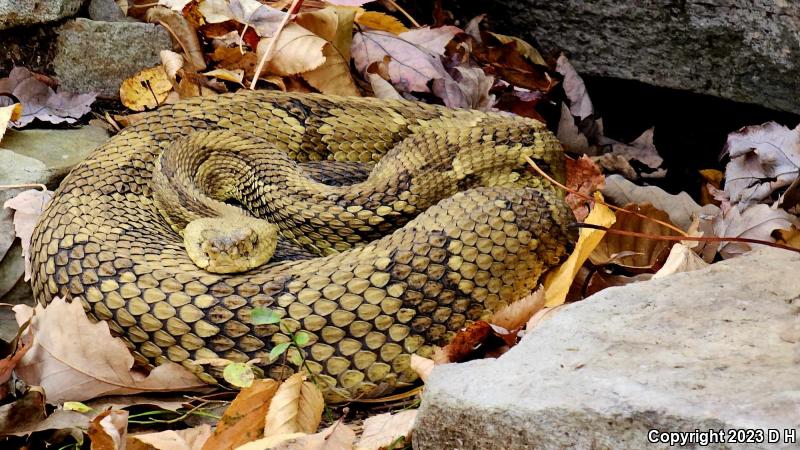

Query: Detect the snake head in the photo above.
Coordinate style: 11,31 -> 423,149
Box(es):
184,217 -> 278,273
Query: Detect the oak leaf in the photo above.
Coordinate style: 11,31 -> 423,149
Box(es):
12,298 -> 207,404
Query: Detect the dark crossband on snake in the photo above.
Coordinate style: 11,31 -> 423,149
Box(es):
30,91 -> 577,402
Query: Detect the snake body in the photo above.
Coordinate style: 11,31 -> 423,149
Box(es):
30,91 -> 575,401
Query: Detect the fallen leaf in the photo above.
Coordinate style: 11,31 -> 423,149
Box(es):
652,243 -> 709,279
711,203 -> 798,259
557,103 -> 590,154
256,23 -> 327,76
0,67 -> 95,127
203,68 -> 245,84
13,297 -> 207,404
354,409 -> 417,450
263,373 -> 324,438
431,66 -> 494,110
146,6 -> 207,70
120,66 -> 174,112
565,155 -> 605,221
198,379 -> 279,450
0,323 -> 31,385
230,0 -> 286,36
555,54 -> 592,120
609,128 -> 663,170
489,33 -> 545,66
366,73 -> 402,100
3,189 -> 53,280
525,304 -> 566,332
235,419 -> 355,450
773,226 -> 800,249
590,203 -> 681,272
232,433 -> 306,450
722,121 -> 800,205
432,321 -> 492,364
0,387 -> 47,435
591,153 -> 637,180
0,103 -> 22,141
602,174 -> 717,231
409,355 -> 434,383
326,0 -> 374,5
296,6 -> 361,96
128,424 -> 212,450
543,193 -> 616,307
88,409 -> 129,450
490,288 -> 545,332
354,10 -> 407,34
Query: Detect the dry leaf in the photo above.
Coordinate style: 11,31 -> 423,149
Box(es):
120,66 -> 174,111
0,329 -> 31,385
773,226 -> 800,249
543,193 -> 616,307
296,6 -> 360,96
203,68 -> 245,84
128,424 -> 212,450
354,410 -> 417,450
722,121 -> 800,205
0,103 -> 22,141
145,6 -> 206,70
565,155 -> 605,221
354,10 -> 407,34
432,321 -> 492,364
326,0 -> 374,5
525,305 -> 566,332
711,203 -> 798,259
366,73 -> 402,99
590,203 -> 681,272
233,433 -> 307,450
263,373 -> 324,438
409,355 -> 434,383
88,410 -> 129,450
591,153 -> 637,180
490,288 -> 546,332
201,379 -> 280,450
652,243 -> 709,279
431,66 -> 494,110
0,387 -> 47,435
235,419 -> 355,450
0,67 -> 95,127
555,54 -> 592,120
256,23 -> 327,76
609,128 -> 664,171
489,33 -> 545,65
3,189 -> 54,280
557,103 -> 590,154
13,297 -> 207,404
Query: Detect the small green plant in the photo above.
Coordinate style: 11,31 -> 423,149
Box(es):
251,307 -> 316,380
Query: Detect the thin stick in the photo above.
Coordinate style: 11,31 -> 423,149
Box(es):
384,0 -> 420,28
0,183 -> 47,191
249,0 -> 304,90
525,155 -> 688,237
573,223 -> 800,254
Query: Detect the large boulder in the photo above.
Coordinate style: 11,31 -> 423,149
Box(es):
484,0 -> 800,114
53,19 -> 172,97
414,247 -> 800,449
0,0 -> 82,30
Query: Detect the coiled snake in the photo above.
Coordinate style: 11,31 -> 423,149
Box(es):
30,92 -> 576,401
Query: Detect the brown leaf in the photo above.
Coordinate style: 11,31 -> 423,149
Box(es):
712,203 -> 798,259
354,410 -> 417,450
3,189 -> 54,280
263,373 -> 324,438
555,54 -> 593,120
489,33 -> 545,66
88,410 -> 129,450
432,320 -> 492,364
201,379 -> 280,450
256,23 -> 327,76
296,7 -> 361,96
431,66 -> 494,110
13,297 -> 207,404
773,226 -> 800,249
145,6 -> 206,70
235,419 -> 355,450
128,424 -> 212,450
120,66 -> 174,111
0,328 -> 31,385
490,288 -> 546,332
590,203 -> 681,272
525,305 -> 566,332
0,387 -> 47,435
565,155 -> 605,221
354,10 -> 407,34
652,243 -> 709,279
0,67 -> 95,127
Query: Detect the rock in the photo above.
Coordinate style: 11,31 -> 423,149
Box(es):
414,247 -> 800,450
0,126 -> 109,188
0,0 -> 83,30
87,0 -> 127,22
485,0 -> 800,114
53,18 -> 172,97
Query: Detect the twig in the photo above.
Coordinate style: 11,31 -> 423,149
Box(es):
525,155 -> 688,237
249,0 -> 304,90
384,0 -> 420,28
572,223 -> 800,254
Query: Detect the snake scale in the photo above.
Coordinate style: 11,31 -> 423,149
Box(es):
30,91 -> 576,401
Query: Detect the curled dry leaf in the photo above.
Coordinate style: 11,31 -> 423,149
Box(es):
13,297 -> 207,404
3,189 -> 54,280
128,424 -> 212,450
711,203 -> 798,259
431,66 -> 494,110
146,6 -> 206,70
88,409 -> 129,450
120,66 -> 174,112
557,103 -> 590,154
354,409 -> 418,450
565,155 -> 605,221
432,320 -> 492,364
608,128 -> 664,171
202,379 -> 280,450
590,203 -> 681,272
0,67 -> 95,127
257,23 -> 327,76
489,33 -> 545,66
409,354 -> 434,383
543,194 -> 616,307
652,243 -> 709,279
263,373 -> 324,438
366,73 -> 402,100
555,54 -> 592,120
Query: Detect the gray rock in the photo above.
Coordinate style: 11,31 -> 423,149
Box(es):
415,247 -> 800,450
87,0 -> 127,22
0,0 -> 82,30
486,0 -> 800,114
53,18 -> 172,97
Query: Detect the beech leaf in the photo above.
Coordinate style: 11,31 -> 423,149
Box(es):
12,297 -> 207,404
3,189 -> 54,281
263,373 -> 324,438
